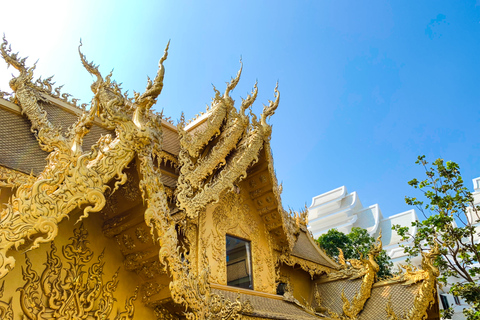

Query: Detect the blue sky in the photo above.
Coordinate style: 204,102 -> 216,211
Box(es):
1,1 -> 480,218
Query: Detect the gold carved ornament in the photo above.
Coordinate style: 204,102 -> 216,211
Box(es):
205,192 -> 275,292
175,62 -> 279,219
263,144 -> 297,250
382,242 -> 440,320
0,281 -> 13,320
76,42 -> 253,320
0,224 -> 137,320
276,250 -> 334,279
320,232 -> 383,320
0,166 -> 32,188
0,38 -> 251,319
0,37 -> 169,277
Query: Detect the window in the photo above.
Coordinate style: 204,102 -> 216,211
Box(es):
276,282 -> 287,295
226,235 -> 253,289
454,295 -> 461,305
440,295 -> 449,310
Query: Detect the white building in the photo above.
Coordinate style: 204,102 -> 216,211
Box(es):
307,185 -> 418,267
307,179 -> 480,319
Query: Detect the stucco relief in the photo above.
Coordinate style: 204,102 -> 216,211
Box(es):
203,192 -> 275,293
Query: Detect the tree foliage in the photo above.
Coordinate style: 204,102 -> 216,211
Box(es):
393,156 -> 480,319
316,227 -> 393,278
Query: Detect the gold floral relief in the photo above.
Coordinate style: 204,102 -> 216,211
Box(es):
0,224 -> 137,320
208,191 -> 275,293
0,166 -> 32,188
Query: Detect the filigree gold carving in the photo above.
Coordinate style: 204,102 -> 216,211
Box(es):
141,282 -> 168,306
277,251 -> 334,279
0,37 -> 177,293
386,296 -> 400,320
208,192 -> 275,292
32,74 -> 88,110
124,250 -> 157,271
0,90 -> 12,100
124,177 -> 141,202
318,233 -> 382,319
157,151 -> 179,169
136,226 -> 152,244
175,63 -> 279,219
384,243 -> 440,320
0,37 -> 169,277
139,260 -> 165,279
0,281 -> 13,320
1,38 -> 246,319
154,305 -> 179,320
123,234 -> 136,250
2,224 -> 138,320
0,166 -> 32,188
340,233 -> 381,319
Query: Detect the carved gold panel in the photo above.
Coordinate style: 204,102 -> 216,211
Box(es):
200,191 -> 276,294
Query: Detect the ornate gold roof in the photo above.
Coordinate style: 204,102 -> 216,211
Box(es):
0,38 -> 440,320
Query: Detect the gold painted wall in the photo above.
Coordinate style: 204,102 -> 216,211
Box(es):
198,186 -> 276,295
0,208 -> 156,319
278,264 -> 313,305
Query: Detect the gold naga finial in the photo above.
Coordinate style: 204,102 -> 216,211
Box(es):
240,81 -> 258,114
78,39 -> 104,92
224,59 -> 243,99
1,34 -> 27,72
135,40 -> 170,110
261,82 -> 280,125
0,35 -> 36,91
371,229 -> 383,253
338,248 -> 346,266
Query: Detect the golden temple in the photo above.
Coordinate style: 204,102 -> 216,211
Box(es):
0,38 -> 440,319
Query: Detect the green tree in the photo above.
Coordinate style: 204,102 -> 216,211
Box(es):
393,156 -> 480,319
316,227 -> 393,278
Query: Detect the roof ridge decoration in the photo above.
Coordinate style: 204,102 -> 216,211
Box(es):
176,62 -> 280,218
0,35 -> 88,110
0,38 -> 250,319
383,242 -> 440,320
319,237 -> 440,320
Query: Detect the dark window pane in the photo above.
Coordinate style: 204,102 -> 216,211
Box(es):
226,235 -> 253,289
440,295 -> 449,310
276,282 -> 287,295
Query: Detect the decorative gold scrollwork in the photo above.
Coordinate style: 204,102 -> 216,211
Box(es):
0,224 -> 137,320
0,166 -> 32,188
0,281 -> 13,320
175,63 -> 279,219
384,243 -> 440,320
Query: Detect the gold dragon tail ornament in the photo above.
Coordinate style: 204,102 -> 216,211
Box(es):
176,67 -> 279,219
322,232 -> 382,320
340,231 -> 382,319
385,242 -> 440,320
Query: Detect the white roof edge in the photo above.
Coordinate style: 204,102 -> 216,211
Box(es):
382,209 -> 417,221
309,186 -> 346,208
472,177 -> 480,192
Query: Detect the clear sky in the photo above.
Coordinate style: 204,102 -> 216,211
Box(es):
1,1 -> 480,218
